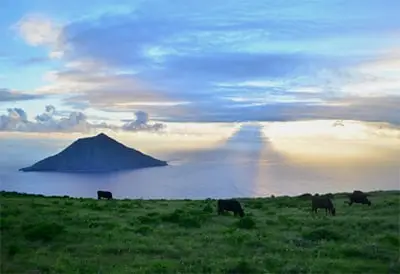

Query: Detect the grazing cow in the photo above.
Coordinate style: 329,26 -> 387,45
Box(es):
311,195 -> 336,216
217,199 -> 245,217
97,190 -> 113,200
347,190 -> 371,206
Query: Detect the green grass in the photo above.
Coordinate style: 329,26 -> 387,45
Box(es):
1,190 -> 399,274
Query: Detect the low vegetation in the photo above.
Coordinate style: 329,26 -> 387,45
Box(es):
1,190 -> 399,273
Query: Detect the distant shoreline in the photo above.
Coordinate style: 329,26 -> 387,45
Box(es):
2,189 -> 399,201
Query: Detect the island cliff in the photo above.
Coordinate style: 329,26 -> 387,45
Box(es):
19,133 -> 168,173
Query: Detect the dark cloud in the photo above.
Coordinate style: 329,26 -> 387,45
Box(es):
0,88 -> 45,102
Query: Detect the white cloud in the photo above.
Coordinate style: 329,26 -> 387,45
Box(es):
49,50 -> 64,59
0,106 -> 165,133
9,5 -> 400,126
338,49 -> 400,97
122,111 -> 165,132
14,14 -> 61,46
0,106 -> 92,132
13,14 -> 64,59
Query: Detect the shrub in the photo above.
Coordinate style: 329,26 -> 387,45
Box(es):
203,203 -> 213,213
84,202 -> 105,211
248,201 -> 263,209
133,199 -> 144,208
0,217 -> 12,230
236,216 -> 256,229
147,211 -> 161,217
281,262 -> 309,274
7,244 -> 20,257
135,225 -> 153,235
380,234 -> 400,247
88,221 -> 117,230
225,260 -> 257,274
23,222 -> 65,242
138,215 -> 160,225
265,218 -> 278,225
302,228 -> 342,242
64,201 -> 73,206
226,233 -> 247,245
161,209 -> 185,223
118,208 -> 128,214
161,209 -> 203,228
119,203 -> 131,209
180,217 -> 202,228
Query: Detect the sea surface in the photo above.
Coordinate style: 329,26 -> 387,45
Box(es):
1,125 -> 399,199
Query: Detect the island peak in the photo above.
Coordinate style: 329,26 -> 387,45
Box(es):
19,133 -> 167,173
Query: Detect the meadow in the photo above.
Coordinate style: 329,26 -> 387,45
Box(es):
1,190 -> 399,274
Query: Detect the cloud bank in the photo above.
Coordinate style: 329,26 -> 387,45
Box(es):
0,106 -> 165,133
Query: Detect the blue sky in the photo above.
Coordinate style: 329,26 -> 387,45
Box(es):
1,0 -> 400,133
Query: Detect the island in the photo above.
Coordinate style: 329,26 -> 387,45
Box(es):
19,133 -> 168,173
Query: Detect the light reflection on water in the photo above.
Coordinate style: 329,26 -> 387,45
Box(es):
0,125 -> 399,199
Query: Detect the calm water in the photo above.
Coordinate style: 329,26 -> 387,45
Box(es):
1,126 -> 399,199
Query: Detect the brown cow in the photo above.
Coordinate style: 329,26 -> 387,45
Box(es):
217,199 -> 245,217
346,190 -> 371,206
311,194 -> 336,216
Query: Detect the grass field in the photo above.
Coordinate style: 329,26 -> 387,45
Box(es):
1,190 -> 399,274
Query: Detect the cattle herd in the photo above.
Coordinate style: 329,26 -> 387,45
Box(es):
97,190 -> 372,217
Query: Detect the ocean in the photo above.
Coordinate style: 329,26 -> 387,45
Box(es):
1,125 -> 399,199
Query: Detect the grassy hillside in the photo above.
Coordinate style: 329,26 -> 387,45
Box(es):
1,190 -> 399,274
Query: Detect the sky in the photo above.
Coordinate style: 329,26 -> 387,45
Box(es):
0,0 -> 400,140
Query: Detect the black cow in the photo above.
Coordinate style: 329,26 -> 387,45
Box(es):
97,190 -> 113,200
217,199 -> 245,217
347,190 -> 371,206
311,195 -> 336,216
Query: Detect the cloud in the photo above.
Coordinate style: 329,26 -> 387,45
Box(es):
14,14 -> 61,46
10,2 -> 400,126
0,88 -> 45,102
35,65 -> 191,119
0,106 -> 93,132
122,111 -> 165,132
13,14 -> 64,58
35,105 -> 56,122
338,49 -> 400,97
0,105 -> 165,133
